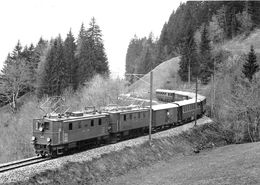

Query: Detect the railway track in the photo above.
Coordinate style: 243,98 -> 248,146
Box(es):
0,156 -> 49,173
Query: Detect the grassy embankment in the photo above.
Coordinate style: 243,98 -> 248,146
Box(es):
11,121 -> 228,185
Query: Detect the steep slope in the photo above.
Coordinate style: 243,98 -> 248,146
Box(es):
128,57 -> 180,96
221,29 -> 260,56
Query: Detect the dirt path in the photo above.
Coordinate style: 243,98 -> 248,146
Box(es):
101,142 -> 260,185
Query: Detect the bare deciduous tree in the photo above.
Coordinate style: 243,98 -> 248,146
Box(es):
0,59 -> 30,112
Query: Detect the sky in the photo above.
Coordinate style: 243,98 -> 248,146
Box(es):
0,0 -> 184,78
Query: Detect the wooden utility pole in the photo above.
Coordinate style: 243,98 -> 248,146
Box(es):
188,59 -> 191,86
213,60 -> 215,118
194,75 -> 198,126
210,60 -> 216,118
149,71 -> 153,145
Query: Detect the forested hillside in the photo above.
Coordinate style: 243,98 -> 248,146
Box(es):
125,1 -> 260,84
126,1 -> 260,146
0,17 -> 109,112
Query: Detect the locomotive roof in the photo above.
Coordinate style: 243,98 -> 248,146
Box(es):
108,107 -> 150,114
43,112 -> 108,122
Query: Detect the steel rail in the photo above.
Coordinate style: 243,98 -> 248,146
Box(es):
0,157 -> 49,173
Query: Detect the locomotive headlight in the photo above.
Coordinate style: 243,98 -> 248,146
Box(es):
47,138 -> 51,142
39,127 -> 44,132
31,136 -> 36,141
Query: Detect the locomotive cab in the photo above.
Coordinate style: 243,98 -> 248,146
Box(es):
32,118 -> 63,157
32,119 -> 51,156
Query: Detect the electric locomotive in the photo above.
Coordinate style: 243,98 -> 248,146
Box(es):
31,111 -> 110,157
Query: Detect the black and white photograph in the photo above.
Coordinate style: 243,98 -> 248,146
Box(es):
0,0 -> 260,184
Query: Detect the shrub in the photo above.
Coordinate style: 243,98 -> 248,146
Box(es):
213,54 -> 260,143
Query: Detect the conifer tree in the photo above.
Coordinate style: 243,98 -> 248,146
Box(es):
242,45 -> 259,82
11,40 -> 23,60
40,36 -> 65,96
125,36 -> 143,84
178,9 -> 198,83
75,23 -> 87,57
76,17 -> 109,87
40,40 -> 56,96
199,24 -> 213,84
76,22 -> 94,86
34,38 -> 49,96
54,35 -> 66,95
86,17 -> 109,76
64,29 -> 77,89
156,23 -> 169,65
21,44 -> 36,90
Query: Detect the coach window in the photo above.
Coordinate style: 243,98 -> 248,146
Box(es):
138,112 -> 141,119
143,112 -> 146,118
130,114 -> 132,120
78,122 -> 81,129
98,118 -> 102,125
69,123 -> 73,130
124,114 -> 126,121
91,120 -> 94,127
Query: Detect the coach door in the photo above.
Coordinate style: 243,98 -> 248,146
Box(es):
177,106 -> 182,122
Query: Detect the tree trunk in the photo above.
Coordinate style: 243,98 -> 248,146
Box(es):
11,93 -> 17,113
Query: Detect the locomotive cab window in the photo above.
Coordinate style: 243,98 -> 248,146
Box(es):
36,122 -> 41,130
44,122 -> 50,130
69,123 -> 73,130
